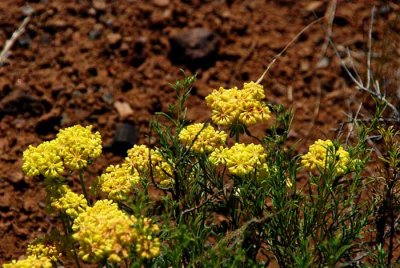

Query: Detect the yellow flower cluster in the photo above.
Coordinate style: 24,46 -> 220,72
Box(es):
4,243 -> 60,268
205,81 -> 271,126
22,125 -> 102,178
125,145 -> 173,186
98,164 -> 140,200
179,123 -> 227,153
3,256 -> 52,268
97,144 -> 173,198
49,184 -> 88,218
209,143 -> 268,176
22,141 -> 64,178
56,125 -> 102,170
26,243 -> 60,262
72,199 -> 137,263
133,217 -> 161,259
72,199 -> 160,263
301,139 -> 350,174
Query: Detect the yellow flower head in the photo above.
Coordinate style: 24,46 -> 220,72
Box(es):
208,146 -> 228,166
23,125 -> 102,178
98,164 -> 140,200
3,255 -> 52,268
209,143 -> 267,176
49,184 -> 88,218
179,123 -> 227,153
27,242 -> 61,262
4,242 -> 60,268
72,199 -> 138,263
150,151 -> 173,183
301,139 -> 350,175
205,82 -> 271,127
125,145 -> 172,183
242,81 -> 265,100
56,125 -> 102,170
22,140 -> 64,178
126,145 -> 151,174
134,217 -> 161,259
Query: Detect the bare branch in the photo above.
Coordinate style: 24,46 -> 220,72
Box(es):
181,190 -> 222,216
366,6 -> 376,91
0,16 -> 31,66
325,7 -> 400,121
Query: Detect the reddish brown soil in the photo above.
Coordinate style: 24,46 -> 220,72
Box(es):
0,0 -> 399,266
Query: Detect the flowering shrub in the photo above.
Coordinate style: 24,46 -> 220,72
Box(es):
5,74 -> 400,267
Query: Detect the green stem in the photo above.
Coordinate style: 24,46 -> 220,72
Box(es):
79,170 -> 91,205
61,215 -> 82,268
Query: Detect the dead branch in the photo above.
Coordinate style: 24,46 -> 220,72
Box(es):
0,16 -> 31,66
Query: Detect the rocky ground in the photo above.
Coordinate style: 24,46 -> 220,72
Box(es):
0,0 -> 399,266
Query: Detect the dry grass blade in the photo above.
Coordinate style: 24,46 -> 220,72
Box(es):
256,17 -> 324,84
0,16 -> 31,66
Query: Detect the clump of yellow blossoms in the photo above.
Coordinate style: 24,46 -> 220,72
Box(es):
125,145 -> 173,186
98,164 -> 140,200
56,125 -> 102,170
26,243 -> 60,262
49,184 -> 88,218
133,217 -> 161,259
4,243 -> 60,268
209,143 -> 268,176
179,123 -> 227,153
3,255 -> 52,268
301,139 -> 350,175
72,199 -> 160,263
22,125 -> 102,178
205,81 -> 271,126
72,199 -> 136,263
22,140 -> 64,178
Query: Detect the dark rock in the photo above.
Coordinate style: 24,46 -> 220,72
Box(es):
87,67 -> 98,77
107,122 -> 138,156
128,37 -> 148,67
150,97 -> 162,113
169,28 -> 219,70
35,108 -> 62,135
120,80 -> 133,92
0,90 -> 51,117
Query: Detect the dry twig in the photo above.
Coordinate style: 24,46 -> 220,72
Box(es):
0,16 -> 31,66
256,17 -> 324,84
327,7 -> 400,121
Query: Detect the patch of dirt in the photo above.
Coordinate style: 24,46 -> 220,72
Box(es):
0,0 -> 399,265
